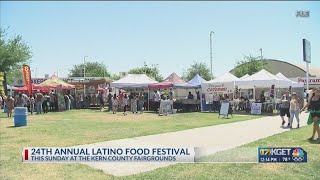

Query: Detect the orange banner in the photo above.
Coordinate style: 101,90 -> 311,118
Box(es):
22,64 -> 32,95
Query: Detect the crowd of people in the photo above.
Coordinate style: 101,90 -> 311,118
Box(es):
0,91 -> 58,117
105,90 -> 148,115
1,87 -> 319,142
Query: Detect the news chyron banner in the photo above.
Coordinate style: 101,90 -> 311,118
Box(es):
22,64 -> 32,95
22,147 -> 195,163
258,147 -> 307,163
21,147 -> 308,163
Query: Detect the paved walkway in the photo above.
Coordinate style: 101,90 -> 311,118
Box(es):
76,113 -> 309,177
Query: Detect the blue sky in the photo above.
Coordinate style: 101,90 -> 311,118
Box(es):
1,1 -> 319,79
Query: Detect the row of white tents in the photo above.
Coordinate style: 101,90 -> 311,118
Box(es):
201,69 -> 304,95
103,69 -> 305,102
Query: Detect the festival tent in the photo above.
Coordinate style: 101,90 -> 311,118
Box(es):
207,72 -> 239,83
240,74 -> 250,79
38,74 -> 75,89
201,72 -> 239,94
235,69 -> 292,88
110,74 -> 158,88
148,72 -> 197,89
276,72 -> 304,88
188,74 -> 207,87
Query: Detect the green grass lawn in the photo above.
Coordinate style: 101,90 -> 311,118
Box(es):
0,110 -> 259,179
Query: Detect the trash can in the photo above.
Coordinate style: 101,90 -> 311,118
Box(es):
14,107 -> 28,127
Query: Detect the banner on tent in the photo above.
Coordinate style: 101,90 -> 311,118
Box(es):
202,83 -> 233,94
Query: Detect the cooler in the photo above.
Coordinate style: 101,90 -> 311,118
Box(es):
14,107 -> 28,127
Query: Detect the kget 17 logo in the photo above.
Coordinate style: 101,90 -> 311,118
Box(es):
258,147 -> 307,163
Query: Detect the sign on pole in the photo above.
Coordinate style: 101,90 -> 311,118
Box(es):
303,39 -> 311,90
303,39 -> 311,63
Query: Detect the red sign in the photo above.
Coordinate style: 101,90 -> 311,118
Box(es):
22,64 -> 32,95
298,78 -> 320,85
207,87 -> 228,92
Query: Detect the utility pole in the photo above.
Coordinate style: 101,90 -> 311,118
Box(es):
210,31 -> 214,80
83,56 -> 88,94
260,48 -> 263,69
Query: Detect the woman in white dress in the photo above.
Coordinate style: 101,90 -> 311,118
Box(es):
112,94 -> 119,114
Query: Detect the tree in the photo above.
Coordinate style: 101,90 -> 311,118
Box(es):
110,73 -> 121,81
182,61 -> 211,81
233,55 -> 271,78
128,62 -> 163,82
0,28 -> 32,84
69,61 -> 110,77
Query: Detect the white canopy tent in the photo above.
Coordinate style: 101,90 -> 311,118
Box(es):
240,74 -> 250,79
275,72 -> 304,88
202,72 -> 239,94
110,74 -> 158,88
235,69 -> 292,88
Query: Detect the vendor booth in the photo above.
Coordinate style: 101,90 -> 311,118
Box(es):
111,74 -> 158,111
148,73 -> 198,112
201,69 -> 305,114
201,72 -> 239,112
38,75 -> 75,111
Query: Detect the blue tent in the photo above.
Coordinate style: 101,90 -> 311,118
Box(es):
188,74 -> 207,87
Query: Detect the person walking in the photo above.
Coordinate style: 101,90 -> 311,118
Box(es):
118,90 -> 124,112
289,92 -> 301,129
49,91 -> 55,111
42,93 -> 50,114
301,88 -> 320,141
69,94 -> 74,110
132,95 -> 138,114
6,95 -> 14,117
16,93 -> 24,107
122,94 -> 128,115
29,95 -> 35,115
64,93 -> 69,111
35,91 -> 43,114
98,92 -> 104,112
138,94 -> 144,114
112,94 -> 119,114
280,91 -> 291,127
107,92 -> 112,112
153,91 -> 160,112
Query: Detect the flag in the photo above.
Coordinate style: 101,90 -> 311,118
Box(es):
0,71 -> 8,96
22,64 -> 32,95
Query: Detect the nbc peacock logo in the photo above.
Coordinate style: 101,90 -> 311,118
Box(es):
292,148 -> 304,162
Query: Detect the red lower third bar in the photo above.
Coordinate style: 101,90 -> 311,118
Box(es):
25,149 -> 28,161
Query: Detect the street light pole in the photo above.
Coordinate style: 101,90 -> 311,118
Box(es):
210,31 -> 214,80
260,48 -> 263,69
83,56 -> 88,94
144,62 -> 147,74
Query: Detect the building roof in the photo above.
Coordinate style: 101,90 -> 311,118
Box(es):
292,64 -> 320,77
230,59 -> 319,78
